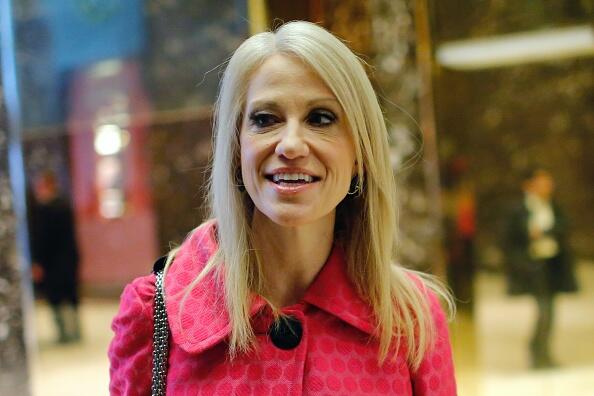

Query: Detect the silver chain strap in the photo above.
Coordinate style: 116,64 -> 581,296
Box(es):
151,269 -> 169,395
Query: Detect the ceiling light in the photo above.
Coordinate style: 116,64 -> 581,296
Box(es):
436,25 -> 594,70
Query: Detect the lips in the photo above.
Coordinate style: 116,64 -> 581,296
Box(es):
264,169 -> 321,193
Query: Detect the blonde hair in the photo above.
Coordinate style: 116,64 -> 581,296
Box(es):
168,21 -> 453,369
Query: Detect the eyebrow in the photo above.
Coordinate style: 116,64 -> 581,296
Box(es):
306,97 -> 340,106
246,97 -> 340,111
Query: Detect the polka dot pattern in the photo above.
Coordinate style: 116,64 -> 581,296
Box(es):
108,277 -> 156,395
409,291 -> 457,395
109,221 -> 457,395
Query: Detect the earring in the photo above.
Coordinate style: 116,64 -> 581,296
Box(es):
347,175 -> 361,196
236,168 -> 245,192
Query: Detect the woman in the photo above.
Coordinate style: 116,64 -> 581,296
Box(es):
109,21 -> 456,395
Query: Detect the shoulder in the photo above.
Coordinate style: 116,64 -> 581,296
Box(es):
176,219 -> 218,262
401,270 -> 445,305
403,272 -> 457,394
508,199 -> 528,217
400,269 -> 452,332
108,221 -> 217,393
108,274 -> 156,394
165,219 -> 218,290
110,219 -> 217,321
109,274 -> 157,345
117,274 -> 157,318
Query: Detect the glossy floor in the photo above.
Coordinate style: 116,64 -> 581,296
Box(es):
451,262 -> 594,396
31,263 -> 594,395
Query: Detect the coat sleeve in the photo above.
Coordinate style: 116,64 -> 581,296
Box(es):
108,275 -> 156,396
411,291 -> 457,396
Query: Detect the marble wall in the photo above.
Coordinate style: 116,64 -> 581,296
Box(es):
370,0 -> 443,271
147,116 -> 213,251
319,0 -> 442,270
0,50 -> 31,396
142,0 -> 247,111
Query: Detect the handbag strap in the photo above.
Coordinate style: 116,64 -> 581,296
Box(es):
151,256 -> 169,396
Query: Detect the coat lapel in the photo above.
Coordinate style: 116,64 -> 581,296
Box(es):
165,221 -> 375,355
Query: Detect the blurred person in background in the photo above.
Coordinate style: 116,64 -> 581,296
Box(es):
442,156 -> 477,314
29,170 -> 81,344
109,21 -> 456,395
504,167 -> 577,368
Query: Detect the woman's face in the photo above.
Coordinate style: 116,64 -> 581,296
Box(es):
239,54 -> 356,228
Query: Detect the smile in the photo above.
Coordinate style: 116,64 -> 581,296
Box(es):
272,173 -> 314,184
264,171 -> 321,194
265,171 -> 321,185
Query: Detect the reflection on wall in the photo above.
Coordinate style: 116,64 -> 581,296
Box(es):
94,123 -> 130,219
16,0 -> 145,129
42,0 -> 144,71
432,0 -> 593,41
143,0 -> 248,110
148,115 -> 213,251
370,0 -> 442,270
15,0 -> 249,127
433,1 -> 594,261
68,60 -> 158,291
14,1 -> 249,289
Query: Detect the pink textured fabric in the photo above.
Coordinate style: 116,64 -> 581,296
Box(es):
109,221 -> 456,395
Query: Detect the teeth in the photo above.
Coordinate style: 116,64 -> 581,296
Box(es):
272,173 -> 314,183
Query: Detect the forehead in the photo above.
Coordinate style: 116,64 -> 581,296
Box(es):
245,54 -> 336,105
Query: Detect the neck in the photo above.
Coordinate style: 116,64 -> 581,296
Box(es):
251,210 -> 335,308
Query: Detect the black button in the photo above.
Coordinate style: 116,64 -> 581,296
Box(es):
268,316 -> 302,350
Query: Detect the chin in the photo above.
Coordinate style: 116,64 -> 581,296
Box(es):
263,211 -> 313,228
254,204 -> 327,229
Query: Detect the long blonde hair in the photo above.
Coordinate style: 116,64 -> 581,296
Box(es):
168,21 -> 453,369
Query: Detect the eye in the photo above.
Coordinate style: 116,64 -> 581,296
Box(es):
248,112 -> 279,129
307,109 -> 337,127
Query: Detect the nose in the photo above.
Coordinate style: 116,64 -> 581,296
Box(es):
275,120 -> 309,159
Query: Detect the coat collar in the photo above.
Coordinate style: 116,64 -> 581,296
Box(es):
165,220 -> 375,355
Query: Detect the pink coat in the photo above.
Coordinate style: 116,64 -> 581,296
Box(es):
109,221 -> 456,395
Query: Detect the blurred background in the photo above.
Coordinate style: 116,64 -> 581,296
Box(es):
0,0 -> 593,395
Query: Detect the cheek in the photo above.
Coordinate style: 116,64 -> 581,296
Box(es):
239,132 -> 253,165
240,146 -> 255,182
239,136 -> 267,181
336,143 -> 356,178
